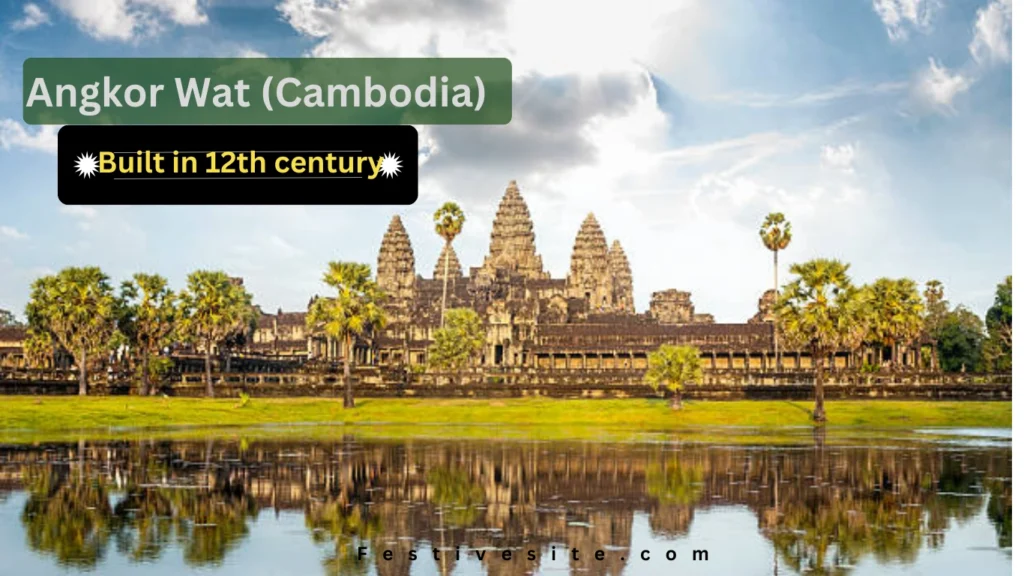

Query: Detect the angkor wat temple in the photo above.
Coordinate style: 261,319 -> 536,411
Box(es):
284,180 -> 928,372
0,180 -> 934,377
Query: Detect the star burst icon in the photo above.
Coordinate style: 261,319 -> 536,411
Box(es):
379,152 -> 402,178
74,153 -> 98,178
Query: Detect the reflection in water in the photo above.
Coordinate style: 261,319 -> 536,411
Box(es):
0,435 -> 1010,575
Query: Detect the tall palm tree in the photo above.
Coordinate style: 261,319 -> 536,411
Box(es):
118,273 -> 179,396
760,213 -> 793,368
775,259 -> 866,423
306,262 -> 388,408
25,267 -> 118,396
178,271 -> 254,398
863,278 -> 925,369
433,202 -> 465,328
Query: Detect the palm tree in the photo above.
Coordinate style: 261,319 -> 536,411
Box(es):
118,273 -> 179,396
643,344 -> 704,410
433,202 -> 465,328
178,271 -> 254,398
775,259 -> 866,423
759,213 -> 793,368
25,267 -> 118,396
863,278 -> 925,369
306,262 -> 388,408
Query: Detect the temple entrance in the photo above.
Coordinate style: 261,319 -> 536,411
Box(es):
494,345 -> 504,366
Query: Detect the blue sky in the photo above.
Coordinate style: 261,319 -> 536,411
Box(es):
0,0 -> 1012,323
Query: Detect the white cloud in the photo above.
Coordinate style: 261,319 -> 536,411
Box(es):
969,0 -> 1012,64
0,119 -> 58,154
11,3 -> 51,30
820,143 -> 857,174
872,0 -> 940,41
706,80 -> 908,108
51,0 -> 207,41
0,226 -> 29,240
912,58 -> 973,115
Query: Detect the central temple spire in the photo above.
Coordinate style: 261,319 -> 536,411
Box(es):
480,180 -> 548,279
376,215 -> 416,301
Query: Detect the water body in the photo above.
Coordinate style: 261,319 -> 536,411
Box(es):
0,430 -> 1010,575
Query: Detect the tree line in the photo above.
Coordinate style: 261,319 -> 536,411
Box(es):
2,269 -> 257,398
644,213 -> 1012,423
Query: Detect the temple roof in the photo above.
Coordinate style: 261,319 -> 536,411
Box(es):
571,213 -> 609,258
377,215 -> 416,286
433,243 -> 464,281
568,212 -> 610,285
481,181 -> 547,279
609,239 -> 635,313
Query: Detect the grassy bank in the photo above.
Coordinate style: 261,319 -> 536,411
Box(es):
0,397 -> 1010,441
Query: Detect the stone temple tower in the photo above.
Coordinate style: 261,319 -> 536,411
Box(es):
567,213 -> 613,311
433,243 -> 463,283
376,215 -> 416,303
480,181 -> 548,279
608,239 -> 635,313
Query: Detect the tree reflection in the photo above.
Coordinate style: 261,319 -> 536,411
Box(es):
21,466 -> 114,568
306,501 -> 380,576
4,438 -> 1011,575
428,467 -> 485,528
645,461 -> 703,537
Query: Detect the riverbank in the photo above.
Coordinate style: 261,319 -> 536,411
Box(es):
0,397 -> 1010,439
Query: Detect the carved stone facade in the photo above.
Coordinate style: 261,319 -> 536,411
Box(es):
748,290 -> 777,324
433,243 -> 463,283
649,289 -> 696,324
567,213 -> 613,311
376,215 -> 417,302
251,309 -> 308,357
479,181 -> 548,281
608,240 -> 635,314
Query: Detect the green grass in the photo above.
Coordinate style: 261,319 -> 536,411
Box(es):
0,396 -> 1009,445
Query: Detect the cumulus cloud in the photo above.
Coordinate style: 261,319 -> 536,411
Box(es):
820,144 -> 857,174
871,0 -> 940,41
10,3 -> 50,30
969,0 -> 1012,64
912,58 -> 974,115
51,0 -> 207,41
0,120 -> 58,154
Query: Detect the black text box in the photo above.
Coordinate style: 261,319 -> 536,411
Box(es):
58,125 -> 418,205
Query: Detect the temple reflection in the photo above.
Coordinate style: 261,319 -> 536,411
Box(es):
0,437 -> 1010,575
